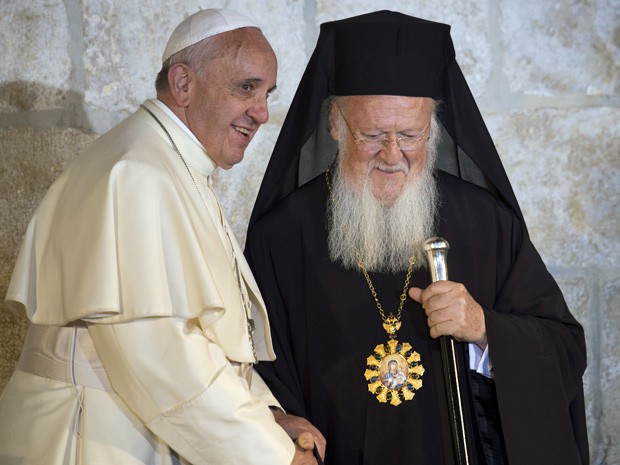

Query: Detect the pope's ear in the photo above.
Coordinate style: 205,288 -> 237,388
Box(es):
167,63 -> 192,107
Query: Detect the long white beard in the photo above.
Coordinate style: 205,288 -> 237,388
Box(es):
327,157 -> 439,274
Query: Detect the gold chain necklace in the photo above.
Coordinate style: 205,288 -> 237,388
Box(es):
358,254 -> 412,336
325,169 -> 424,406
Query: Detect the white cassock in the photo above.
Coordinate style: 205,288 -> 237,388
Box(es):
0,99 -> 295,465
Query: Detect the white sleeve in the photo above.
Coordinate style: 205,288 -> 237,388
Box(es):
468,342 -> 493,378
88,317 -> 295,465
250,368 -> 284,410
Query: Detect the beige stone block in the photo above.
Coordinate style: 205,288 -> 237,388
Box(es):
0,127 -> 95,392
501,0 -> 619,95
601,274 -> 620,464
0,0 -> 71,112
82,1 -> 177,112
82,1 -> 306,114
485,107 -> 620,267
315,0 -> 491,97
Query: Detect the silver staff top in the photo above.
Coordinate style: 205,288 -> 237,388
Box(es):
423,237 -> 450,282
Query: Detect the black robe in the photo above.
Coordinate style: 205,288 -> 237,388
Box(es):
246,171 -> 588,465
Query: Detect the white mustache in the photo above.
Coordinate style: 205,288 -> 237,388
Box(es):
369,161 -> 408,174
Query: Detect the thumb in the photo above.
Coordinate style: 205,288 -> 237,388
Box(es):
408,287 -> 424,303
295,431 -> 315,451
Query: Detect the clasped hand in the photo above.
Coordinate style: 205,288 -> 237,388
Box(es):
271,410 -> 326,465
409,280 -> 487,349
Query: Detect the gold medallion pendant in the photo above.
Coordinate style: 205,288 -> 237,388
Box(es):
359,259 -> 425,406
365,336 -> 425,406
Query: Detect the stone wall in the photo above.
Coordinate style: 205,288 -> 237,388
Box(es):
1,1 -> 618,463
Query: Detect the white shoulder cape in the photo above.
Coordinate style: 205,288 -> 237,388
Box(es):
5,100 -> 274,362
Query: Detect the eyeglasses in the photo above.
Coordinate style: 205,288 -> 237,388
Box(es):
336,102 -> 430,153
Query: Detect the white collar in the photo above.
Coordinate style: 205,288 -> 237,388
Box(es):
146,99 -> 218,177
151,98 -> 203,147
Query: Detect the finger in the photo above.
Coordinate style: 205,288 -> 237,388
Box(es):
301,426 -> 326,460
296,431 -> 315,451
414,283 -> 448,312
426,307 -> 453,327
313,431 -> 327,460
429,320 -> 461,339
426,280 -> 466,302
292,447 -> 318,465
421,294 -> 453,320
408,287 -> 423,303
425,288 -> 469,315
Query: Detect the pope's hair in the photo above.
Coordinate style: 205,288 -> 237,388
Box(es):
327,99 -> 441,274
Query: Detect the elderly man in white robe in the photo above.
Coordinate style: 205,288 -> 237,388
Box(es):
0,9 -> 324,465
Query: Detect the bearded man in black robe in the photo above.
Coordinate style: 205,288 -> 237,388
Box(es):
245,11 -> 589,465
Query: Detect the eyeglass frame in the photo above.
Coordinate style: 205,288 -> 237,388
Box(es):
335,101 -> 431,152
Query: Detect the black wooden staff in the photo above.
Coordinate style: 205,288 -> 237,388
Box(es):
423,237 -> 471,465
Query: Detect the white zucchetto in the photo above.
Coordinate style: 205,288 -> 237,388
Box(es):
162,8 -> 259,63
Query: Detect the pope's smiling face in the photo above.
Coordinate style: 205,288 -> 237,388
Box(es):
184,28 -> 277,169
